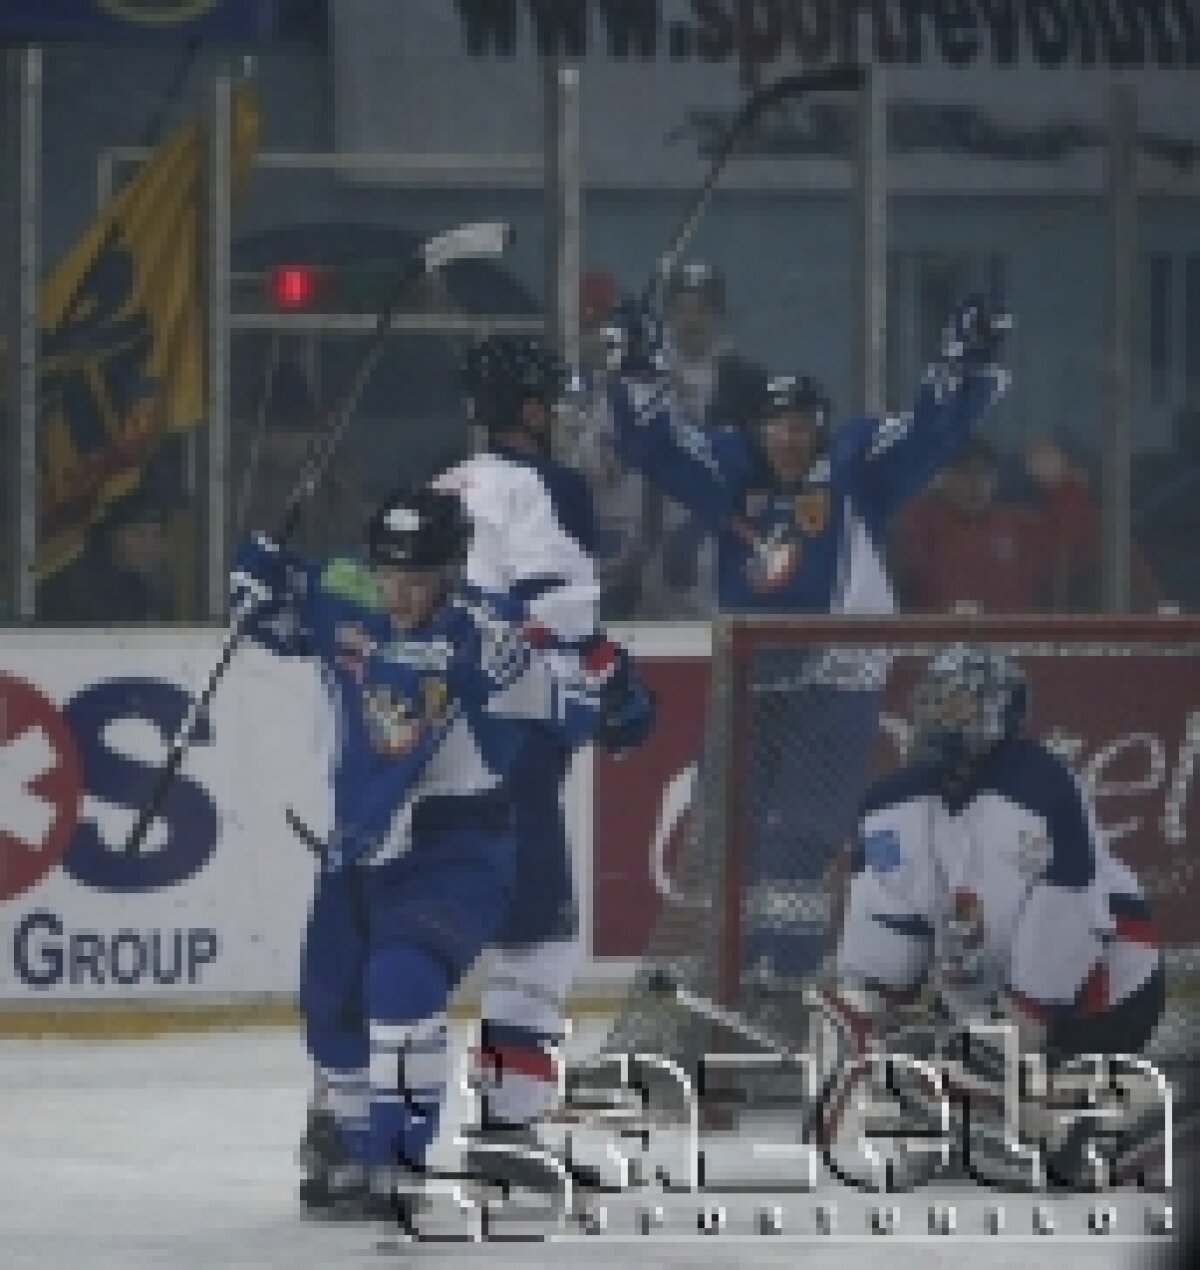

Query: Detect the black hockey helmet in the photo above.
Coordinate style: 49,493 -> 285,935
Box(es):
367,487 -> 472,570
663,261 -> 726,316
461,333 -> 567,431
756,374 -> 831,436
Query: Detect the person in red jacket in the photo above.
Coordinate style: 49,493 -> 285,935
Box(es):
1023,432 -> 1164,613
894,436 -> 1049,613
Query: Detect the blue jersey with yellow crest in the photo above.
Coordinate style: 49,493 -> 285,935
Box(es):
235,552 -> 599,868
610,361 -> 1006,614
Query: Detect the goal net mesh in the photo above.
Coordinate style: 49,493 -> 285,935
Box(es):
600,615 -> 1200,1086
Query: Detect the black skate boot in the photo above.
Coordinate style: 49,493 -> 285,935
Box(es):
297,1109 -> 373,1218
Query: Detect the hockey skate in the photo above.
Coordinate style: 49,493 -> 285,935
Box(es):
296,1107 -> 423,1222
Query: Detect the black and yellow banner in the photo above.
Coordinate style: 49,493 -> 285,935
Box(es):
36,82 -> 260,579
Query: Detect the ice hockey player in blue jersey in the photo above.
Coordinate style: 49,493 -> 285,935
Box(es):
230,486 -> 650,1218
609,296 -> 1009,617
822,645 -> 1167,1187
607,295 -> 1010,1022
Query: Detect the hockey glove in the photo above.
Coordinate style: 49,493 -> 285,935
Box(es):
229,533 -> 290,618
941,293 -> 1012,370
580,638 -> 657,756
599,673 -> 657,757
605,296 -> 670,380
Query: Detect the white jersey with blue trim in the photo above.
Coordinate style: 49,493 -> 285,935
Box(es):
434,448 -> 600,643
837,736 -> 1160,1025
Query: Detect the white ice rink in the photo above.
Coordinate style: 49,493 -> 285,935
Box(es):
0,1024 -> 1180,1270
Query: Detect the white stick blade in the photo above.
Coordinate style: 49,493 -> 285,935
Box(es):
423,221 -> 511,271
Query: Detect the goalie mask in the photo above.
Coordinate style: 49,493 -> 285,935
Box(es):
462,333 -> 567,442
910,644 -> 1028,769
367,487 -> 471,571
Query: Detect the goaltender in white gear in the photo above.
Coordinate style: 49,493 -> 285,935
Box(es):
821,646 -> 1168,1186
838,644 -> 1164,1056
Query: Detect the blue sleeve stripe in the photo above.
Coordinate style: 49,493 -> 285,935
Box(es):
508,574 -> 571,606
479,1020 -> 557,1051
1108,891 -> 1151,920
872,913 -> 935,940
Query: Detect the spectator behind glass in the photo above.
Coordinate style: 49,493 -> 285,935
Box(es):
1023,431 -> 1163,613
234,341 -> 366,558
38,483 -> 176,623
1133,403 -> 1200,612
640,262 -> 767,619
893,436 -> 1050,613
560,267 -> 649,619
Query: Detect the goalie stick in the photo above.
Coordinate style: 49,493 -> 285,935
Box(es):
120,220 -> 512,858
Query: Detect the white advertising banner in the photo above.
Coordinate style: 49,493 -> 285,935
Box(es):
333,0 -> 1200,193
0,629 -> 330,1003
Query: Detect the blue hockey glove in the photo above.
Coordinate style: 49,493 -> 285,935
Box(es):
941,293 -> 1012,369
605,296 -> 670,379
596,647 -> 657,756
229,533 -> 289,619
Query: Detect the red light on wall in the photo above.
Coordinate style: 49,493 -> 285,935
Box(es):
268,264 -> 324,310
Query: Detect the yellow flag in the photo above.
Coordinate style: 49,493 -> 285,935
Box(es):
36,82 -> 261,579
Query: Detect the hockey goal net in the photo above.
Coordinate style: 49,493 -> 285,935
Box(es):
602,614 -> 1200,1080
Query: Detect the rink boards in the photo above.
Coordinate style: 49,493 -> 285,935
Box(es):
3,620 -> 1199,1032
0,624 -> 711,1025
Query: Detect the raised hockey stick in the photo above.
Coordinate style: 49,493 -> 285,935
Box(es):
641,63 -> 865,308
120,220 -> 512,858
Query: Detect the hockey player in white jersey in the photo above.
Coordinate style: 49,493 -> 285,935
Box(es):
434,333 -> 625,1183
823,644 -> 1166,1185
231,486 -> 650,1217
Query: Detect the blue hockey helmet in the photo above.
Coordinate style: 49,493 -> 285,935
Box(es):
910,644 -> 1028,768
367,486 -> 471,571
461,333 -> 567,432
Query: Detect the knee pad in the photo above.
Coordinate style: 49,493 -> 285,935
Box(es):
483,939 -> 579,1030
476,940 -> 580,1126
367,940 -> 450,1027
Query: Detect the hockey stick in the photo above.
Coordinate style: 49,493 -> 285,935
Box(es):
646,968 -> 805,1059
285,806 -> 325,860
641,63 -> 865,308
120,220 -> 512,858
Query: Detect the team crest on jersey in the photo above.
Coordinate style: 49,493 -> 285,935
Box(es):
746,525 -> 800,593
362,685 -> 423,756
794,490 -> 829,534
941,887 -> 987,988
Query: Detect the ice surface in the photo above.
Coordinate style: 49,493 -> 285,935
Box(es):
0,1024 -> 1170,1269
